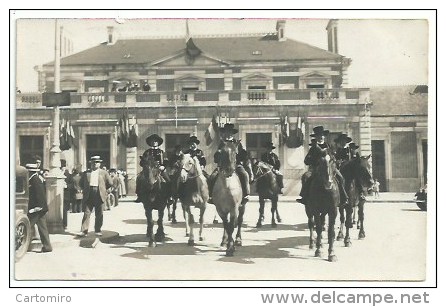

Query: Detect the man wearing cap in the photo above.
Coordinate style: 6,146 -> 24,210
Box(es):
140,134 -> 170,183
334,133 -> 352,167
26,163 -> 52,253
183,136 -> 207,172
261,142 -> 284,193
77,156 -> 113,237
298,126 -> 348,205
208,123 -> 251,205
349,142 -> 360,160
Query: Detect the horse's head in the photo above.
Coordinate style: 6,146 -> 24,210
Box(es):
179,153 -> 200,183
219,141 -> 238,177
251,160 -> 270,181
140,155 -> 160,187
316,151 -> 337,191
357,154 -> 374,191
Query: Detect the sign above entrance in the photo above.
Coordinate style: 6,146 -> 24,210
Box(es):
42,92 -> 71,107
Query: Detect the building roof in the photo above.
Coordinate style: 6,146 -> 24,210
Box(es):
54,35 -> 343,66
370,85 -> 428,116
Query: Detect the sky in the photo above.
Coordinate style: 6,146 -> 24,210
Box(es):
14,16 -> 429,92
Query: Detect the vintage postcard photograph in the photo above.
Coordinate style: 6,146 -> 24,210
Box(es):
11,10 -> 435,287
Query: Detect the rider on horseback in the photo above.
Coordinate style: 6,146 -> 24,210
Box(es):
297,126 -> 348,206
345,142 -> 367,200
208,123 -> 252,205
183,136 -> 207,177
140,134 -> 170,183
334,133 -> 352,167
260,142 -> 284,194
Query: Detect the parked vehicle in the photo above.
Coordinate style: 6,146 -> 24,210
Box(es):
414,187 -> 427,211
15,165 -> 31,261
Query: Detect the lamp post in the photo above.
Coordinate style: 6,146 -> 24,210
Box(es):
45,19 -> 65,233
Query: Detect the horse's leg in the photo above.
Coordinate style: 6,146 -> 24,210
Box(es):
358,199 -> 366,239
344,202 -> 353,247
145,207 -> 155,247
226,210 -> 236,257
352,206 -> 357,225
275,205 -> 282,223
198,204 -> 206,241
337,203 -> 345,241
271,197 -> 278,228
186,206 -> 195,246
167,199 -> 172,221
182,202 -> 190,237
235,203 -> 245,246
314,213 -> 323,258
171,198 -> 178,224
220,213 -> 229,247
306,205 -> 314,249
155,208 -> 165,242
256,197 -> 265,228
328,211 -> 338,262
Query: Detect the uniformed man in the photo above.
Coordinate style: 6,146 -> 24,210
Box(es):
297,126 -> 348,205
334,133 -> 352,167
26,163 -> 52,253
183,135 -> 207,171
261,142 -> 284,193
208,123 -> 251,205
140,134 -> 170,183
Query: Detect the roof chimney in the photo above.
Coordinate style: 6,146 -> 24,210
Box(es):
326,19 -> 338,53
107,26 -> 116,44
276,20 -> 286,42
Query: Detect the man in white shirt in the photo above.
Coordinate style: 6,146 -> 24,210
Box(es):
77,156 -> 113,237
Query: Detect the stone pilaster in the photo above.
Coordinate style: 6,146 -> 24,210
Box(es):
126,147 -> 138,195
359,104 -> 372,156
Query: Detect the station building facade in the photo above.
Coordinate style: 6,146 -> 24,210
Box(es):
16,20 -> 426,193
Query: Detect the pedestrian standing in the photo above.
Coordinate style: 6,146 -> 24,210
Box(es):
373,178 -> 380,198
26,163 -> 52,253
61,160 -> 74,230
109,168 -> 120,207
72,169 -> 83,213
77,156 -> 113,237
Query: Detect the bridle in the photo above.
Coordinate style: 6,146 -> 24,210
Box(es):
252,162 -> 272,183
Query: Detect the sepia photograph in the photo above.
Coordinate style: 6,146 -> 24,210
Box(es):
10,9 -> 435,288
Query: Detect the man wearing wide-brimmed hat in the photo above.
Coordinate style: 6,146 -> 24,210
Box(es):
183,135 -> 207,170
208,123 -> 251,205
26,163 -> 52,253
261,142 -> 284,193
140,134 -> 170,183
297,126 -> 348,206
334,133 -> 352,165
77,155 -> 113,237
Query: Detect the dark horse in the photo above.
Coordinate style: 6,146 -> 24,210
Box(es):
337,155 -> 374,245
213,141 -> 245,256
178,153 -> 209,245
166,161 -> 182,224
306,150 -> 340,262
135,155 -> 170,247
252,160 -> 281,228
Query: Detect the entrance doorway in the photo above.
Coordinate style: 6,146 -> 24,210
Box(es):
422,139 -> 427,185
86,134 -> 111,169
246,133 -> 272,160
20,135 -> 44,166
371,140 -> 387,192
165,133 -> 190,156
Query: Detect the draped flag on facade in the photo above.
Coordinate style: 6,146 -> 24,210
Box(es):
117,110 -> 138,148
59,118 -> 75,151
284,114 -> 304,148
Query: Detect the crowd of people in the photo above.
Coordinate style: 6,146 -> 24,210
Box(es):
111,80 -> 151,93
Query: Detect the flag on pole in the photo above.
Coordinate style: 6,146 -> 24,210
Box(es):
205,115 -> 218,146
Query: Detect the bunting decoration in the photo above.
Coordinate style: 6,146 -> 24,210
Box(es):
204,115 -> 218,146
117,110 -> 138,148
59,118 -> 75,151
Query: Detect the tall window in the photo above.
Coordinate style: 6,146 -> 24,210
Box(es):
20,135 -> 44,166
391,132 -> 417,178
246,133 -> 272,160
86,134 -> 110,169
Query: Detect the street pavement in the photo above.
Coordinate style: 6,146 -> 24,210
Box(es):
14,193 -> 427,282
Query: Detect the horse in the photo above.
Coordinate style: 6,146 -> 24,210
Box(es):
306,150 -> 340,262
337,155 -> 374,244
178,153 -> 209,246
251,160 -> 281,228
213,141 -> 245,256
135,155 -> 170,247
166,162 -> 182,224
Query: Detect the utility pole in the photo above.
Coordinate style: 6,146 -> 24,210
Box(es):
46,19 -> 65,233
